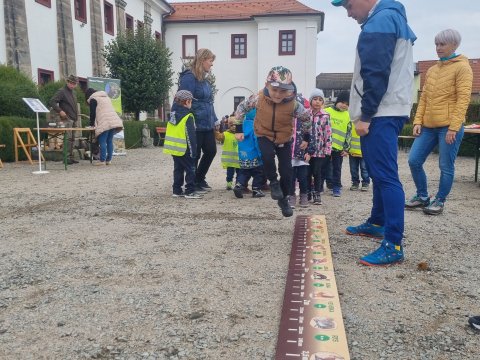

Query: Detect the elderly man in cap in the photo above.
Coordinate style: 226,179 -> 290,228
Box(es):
333,0 -> 416,266
50,75 -> 80,164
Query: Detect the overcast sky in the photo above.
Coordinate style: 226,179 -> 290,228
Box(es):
171,0 -> 480,74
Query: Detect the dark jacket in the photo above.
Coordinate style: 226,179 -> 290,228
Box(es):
50,85 -> 78,121
169,102 -> 197,158
178,69 -> 217,131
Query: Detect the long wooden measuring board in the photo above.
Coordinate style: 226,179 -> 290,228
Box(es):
275,215 -> 350,360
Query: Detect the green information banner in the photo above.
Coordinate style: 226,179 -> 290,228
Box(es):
87,77 -> 122,114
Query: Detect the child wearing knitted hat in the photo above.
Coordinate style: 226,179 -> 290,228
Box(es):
307,89 -> 332,205
234,66 -> 311,217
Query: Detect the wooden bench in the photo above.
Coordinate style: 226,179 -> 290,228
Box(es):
156,127 -> 166,146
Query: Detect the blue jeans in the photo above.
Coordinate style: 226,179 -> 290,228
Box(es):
361,117 -> 407,246
97,129 -> 115,162
408,125 -> 464,202
331,150 -> 343,190
349,156 -> 370,185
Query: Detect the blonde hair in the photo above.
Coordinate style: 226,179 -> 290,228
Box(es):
191,48 -> 216,80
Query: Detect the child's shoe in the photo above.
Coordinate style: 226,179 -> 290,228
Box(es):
423,198 -> 444,215
468,316 -> 480,331
313,192 -> 322,205
288,195 -> 296,209
269,180 -> 283,200
233,183 -> 244,198
405,194 -> 430,209
226,181 -> 234,190
361,183 -> 369,191
350,183 -> 359,191
172,191 -> 185,198
359,240 -> 404,266
332,188 -> 341,197
184,192 -> 204,199
278,197 -> 293,217
252,188 -> 265,198
299,193 -> 309,208
345,221 -> 384,239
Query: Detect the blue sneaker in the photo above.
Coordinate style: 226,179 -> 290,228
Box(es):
359,240 -> 404,266
332,188 -> 341,197
345,222 -> 384,239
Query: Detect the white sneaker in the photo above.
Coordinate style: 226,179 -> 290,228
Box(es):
184,192 -> 203,199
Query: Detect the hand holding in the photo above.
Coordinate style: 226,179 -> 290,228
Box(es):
300,141 -> 308,150
235,133 -> 244,142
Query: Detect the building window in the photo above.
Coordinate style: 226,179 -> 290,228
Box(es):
104,1 -> 114,35
125,14 -> 134,30
182,35 -> 197,59
35,0 -> 51,8
74,0 -> 87,23
231,34 -> 247,59
279,30 -> 296,56
155,31 -> 161,42
38,69 -> 54,86
234,96 -> 245,111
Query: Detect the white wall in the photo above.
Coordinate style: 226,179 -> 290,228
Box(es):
26,1 -> 59,81
0,0 -> 6,65
166,21 -> 259,118
165,15 -> 320,118
256,16 -> 318,98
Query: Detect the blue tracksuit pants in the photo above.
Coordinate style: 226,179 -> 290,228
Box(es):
360,116 -> 407,246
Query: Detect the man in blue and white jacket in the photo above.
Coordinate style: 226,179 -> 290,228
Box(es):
332,0 -> 416,266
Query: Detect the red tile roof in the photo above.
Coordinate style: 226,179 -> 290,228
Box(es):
166,0 -> 323,22
417,58 -> 480,94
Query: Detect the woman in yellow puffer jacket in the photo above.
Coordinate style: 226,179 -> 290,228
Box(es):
406,29 -> 473,215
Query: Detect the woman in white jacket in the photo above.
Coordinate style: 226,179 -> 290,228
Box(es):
85,88 -> 124,166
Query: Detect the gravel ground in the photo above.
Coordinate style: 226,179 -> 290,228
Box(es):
0,146 -> 479,360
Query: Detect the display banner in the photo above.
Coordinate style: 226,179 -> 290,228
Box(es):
87,77 -> 122,114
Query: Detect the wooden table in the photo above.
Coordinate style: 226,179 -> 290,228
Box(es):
464,128 -> 480,182
36,128 -> 95,170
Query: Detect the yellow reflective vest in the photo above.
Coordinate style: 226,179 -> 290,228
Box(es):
349,126 -> 362,156
163,113 -> 191,156
221,131 -> 240,169
325,107 -> 350,151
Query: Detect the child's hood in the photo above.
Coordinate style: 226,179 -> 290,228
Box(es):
169,103 -> 191,125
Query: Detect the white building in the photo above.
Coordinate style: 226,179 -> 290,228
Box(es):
1,0 -> 323,119
0,0 -> 172,89
164,0 -> 324,117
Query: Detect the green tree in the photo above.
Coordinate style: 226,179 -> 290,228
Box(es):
0,64 -> 39,117
103,27 -> 174,120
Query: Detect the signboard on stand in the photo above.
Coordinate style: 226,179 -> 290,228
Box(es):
22,98 -> 50,174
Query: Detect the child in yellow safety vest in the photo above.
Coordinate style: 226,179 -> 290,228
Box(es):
215,116 -> 240,190
163,90 -> 204,199
324,91 -> 352,197
349,125 -> 370,191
